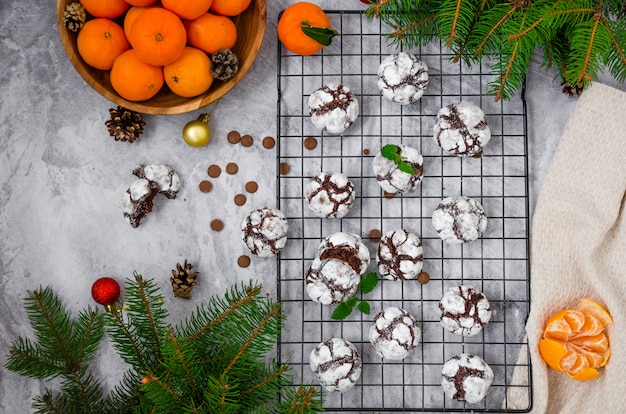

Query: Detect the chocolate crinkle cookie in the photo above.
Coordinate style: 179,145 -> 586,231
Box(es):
441,353 -> 494,404
373,144 -> 424,194
438,285 -> 492,336
433,101 -> 491,157
369,306 -> 421,360
305,232 -> 370,305
378,52 -> 429,105
133,162 -> 181,199
305,172 -> 355,219
308,83 -> 359,135
432,195 -> 487,243
377,229 -> 424,281
310,338 -> 362,393
241,207 -> 288,257
121,179 -> 160,228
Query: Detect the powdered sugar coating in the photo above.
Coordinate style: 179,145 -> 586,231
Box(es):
373,144 -> 424,193
432,196 -> 487,243
369,306 -> 421,360
377,230 -> 423,280
439,285 -> 492,336
305,172 -> 355,219
121,178 -> 160,228
377,52 -> 429,105
433,101 -> 491,157
441,353 -> 493,404
316,232 -> 370,276
308,83 -> 359,135
305,257 -> 361,305
133,162 -> 181,199
310,338 -> 362,393
241,207 -> 288,257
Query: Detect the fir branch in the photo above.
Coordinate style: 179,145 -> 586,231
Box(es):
71,308 -> 104,365
32,389 -> 69,414
106,306 -> 150,371
127,272 -> 169,362
25,287 -> 74,364
603,18 -> 626,81
223,302 -> 282,375
204,375 -> 241,414
241,364 -> 288,396
6,337 -> 65,379
167,330 -> 198,395
564,16 -> 613,87
184,283 -> 261,344
61,369 -> 105,414
508,4 -> 596,41
142,372 -> 187,409
471,3 -> 518,57
279,385 -> 324,414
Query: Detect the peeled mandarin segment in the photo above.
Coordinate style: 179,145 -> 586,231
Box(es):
559,348 -> 583,372
563,309 -> 586,333
569,367 -> 601,381
539,338 -> 567,372
573,314 -> 605,338
584,351 -> 607,368
544,317 -> 574,341
570,333 -> 610,353
577,298 -> 614,327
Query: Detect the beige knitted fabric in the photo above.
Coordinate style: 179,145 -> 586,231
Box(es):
508,82 -> 626,413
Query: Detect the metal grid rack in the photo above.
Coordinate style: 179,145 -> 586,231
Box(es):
276,10 -> 532,412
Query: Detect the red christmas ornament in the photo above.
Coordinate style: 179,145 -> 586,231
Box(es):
91,277 -> 121,305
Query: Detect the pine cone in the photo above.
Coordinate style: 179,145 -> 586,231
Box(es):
105,106 -> 146,143
170,260 -> 199,299
211,49 -> 239,81
63,2 -> 87,32
561,80 -> 584,98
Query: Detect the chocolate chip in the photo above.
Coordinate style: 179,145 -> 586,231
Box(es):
227,130 -> 241,144
368,229 -> 382,242
207,165 -> 221,178
384,191 -> 396,199
210,219 -> 224,232
245,181 -> 258,193
198,180 -> 213,193
234,194 -> 247,206
363,148 -> 370,155
280,162 -> 291,175
304,136 -> 318,150
241,134 -> 253,147
226,162 -> 239,175
417,271 -> 430,285
262,136 -> 276,149
237,255 -> 251,268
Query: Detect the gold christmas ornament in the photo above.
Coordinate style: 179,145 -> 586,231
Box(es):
181,99 -> 221,147
182,113 -> 211,147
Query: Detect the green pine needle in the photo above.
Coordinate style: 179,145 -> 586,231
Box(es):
369,0 -> 626,99
7,278 -> 324,413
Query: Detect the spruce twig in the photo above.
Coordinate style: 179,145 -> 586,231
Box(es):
7,278 -> 324,413
368,0 -> 626,99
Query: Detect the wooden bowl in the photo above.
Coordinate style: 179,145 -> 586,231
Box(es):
56,0 -> 267,115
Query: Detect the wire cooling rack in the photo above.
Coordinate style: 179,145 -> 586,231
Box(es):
276,10 -> 532,413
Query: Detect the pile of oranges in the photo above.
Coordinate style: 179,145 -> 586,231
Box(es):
75,0 -> 251,101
